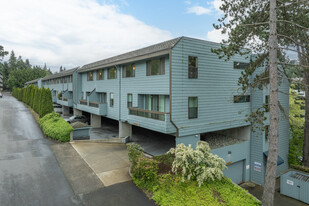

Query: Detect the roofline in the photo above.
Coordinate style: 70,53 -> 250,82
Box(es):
78,37 -> 184,73
78,49 -> 171,73
42,67 -> 79,81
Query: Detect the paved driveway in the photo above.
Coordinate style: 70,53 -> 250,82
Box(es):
0,93 -> 80,206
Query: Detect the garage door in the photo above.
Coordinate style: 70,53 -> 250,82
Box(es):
224,160 -> 244,184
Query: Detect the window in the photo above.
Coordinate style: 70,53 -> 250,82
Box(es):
233,95 -> 250,103
69,76 -> 72,83
97,69 -> 104,80
234,62 -> 249,70
265,125 -> 269,141
188,56 -> 198,79
108,67 -> 117,79
146,58 -> 165,76
264,95 -> 270,112
87,71 -> 93,81
188,97 -> 198,119
127,93 -> 133,108
110,93 -> 114,107
122,64 -> 135,78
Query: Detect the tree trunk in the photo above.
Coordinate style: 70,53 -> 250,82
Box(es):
262,0 -> 279,205
302,59 -> 309,166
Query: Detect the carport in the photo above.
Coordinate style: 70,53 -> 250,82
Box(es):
131,126 -> 175,156
88,116 -> 175,156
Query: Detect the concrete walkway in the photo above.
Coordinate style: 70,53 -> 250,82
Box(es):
71,142 -> 131,186
52,142 -> 155,206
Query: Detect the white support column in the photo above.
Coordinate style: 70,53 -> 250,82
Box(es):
91,114 -> 101,128
119,121 -> 132,139
73,108 -> 82,116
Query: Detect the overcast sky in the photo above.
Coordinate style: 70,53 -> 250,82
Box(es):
0,0 -> 225,73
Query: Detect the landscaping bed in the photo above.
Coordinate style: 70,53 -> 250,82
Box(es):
128,142 -> 260,206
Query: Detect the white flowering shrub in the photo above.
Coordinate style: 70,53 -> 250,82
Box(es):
168,141 -> 226,187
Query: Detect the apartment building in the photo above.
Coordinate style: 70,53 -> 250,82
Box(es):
25,37 -> 290,185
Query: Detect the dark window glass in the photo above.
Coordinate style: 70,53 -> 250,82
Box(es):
87,72 -> 93,81
265,125 -> 269,141
97,69 -> 104,80
127,93 -> 132,108
146,58 -> 165,76
234,95 -> 250,103
264,95 -> 270,112
234,62 -> 249,69
122,64 -> 135,78
188,97 -> 198,119
188,56 -> 198,79
108,68 -> 117,79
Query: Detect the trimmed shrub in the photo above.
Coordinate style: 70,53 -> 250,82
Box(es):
38,112 -> 73,142
133,156 -> 158,191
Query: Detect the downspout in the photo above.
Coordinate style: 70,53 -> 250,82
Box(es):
169,49 -> 179,137
115,65 -> 121,121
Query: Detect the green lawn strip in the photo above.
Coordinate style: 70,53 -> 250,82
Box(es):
38,112 -> 73,142
150,175 -> 260,206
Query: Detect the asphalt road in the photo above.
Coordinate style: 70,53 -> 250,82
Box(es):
0,93 -> 81,206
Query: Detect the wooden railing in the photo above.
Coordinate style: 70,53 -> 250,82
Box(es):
80,99 -> 87,105
89,101 -> 99,108
129,107 -> 168,121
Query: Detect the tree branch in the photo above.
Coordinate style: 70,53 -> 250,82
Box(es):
277,20 -> 309,30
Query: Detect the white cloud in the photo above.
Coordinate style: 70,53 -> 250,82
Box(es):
184,1 -> 191,5
0,0 -> 172,72
187,6 -> 212,15
212,0 -> 223,13
206,28 -> 228,43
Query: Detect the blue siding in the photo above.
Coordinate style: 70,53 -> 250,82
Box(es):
171,37 -> 251,137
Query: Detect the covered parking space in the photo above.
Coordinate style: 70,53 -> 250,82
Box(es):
87,116 -> 175,156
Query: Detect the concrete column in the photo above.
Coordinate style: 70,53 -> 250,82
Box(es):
62,106 -> 70,116
91,114 -> 101,128
73,108 -> 82,116
176,134 -> 200,149
119,121 -> 132,139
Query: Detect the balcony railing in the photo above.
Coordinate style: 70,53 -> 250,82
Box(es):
129,107 -> 169,121
80,99 -> 87,105
89,101 -> 99,108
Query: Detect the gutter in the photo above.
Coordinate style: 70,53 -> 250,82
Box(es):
169,49 -> 179,137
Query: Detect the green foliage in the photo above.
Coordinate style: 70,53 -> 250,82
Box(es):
133,156 -> 158,191
290,164 -> 309,173
12,85 -> 53,118
128,144 -> 260,205
152,175 -> 260,206
0,49 -> 51,91
168,141 -> 226,187
127,143 -> 144,172
38,112 -> 73,142
288,86 -> 305,166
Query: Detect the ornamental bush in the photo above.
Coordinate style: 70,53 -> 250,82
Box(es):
38,112 -> 73,142
168,141 -> 226,187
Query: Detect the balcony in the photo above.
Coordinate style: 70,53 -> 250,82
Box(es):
77,100 -> 107,116
128,107 -> 176,134
129,107 -> 167,121
57,98 -> 73,107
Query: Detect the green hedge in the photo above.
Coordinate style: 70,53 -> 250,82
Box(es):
12,85 -> 53,117
38,112 -> 73,142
